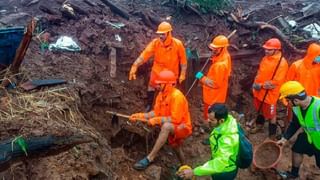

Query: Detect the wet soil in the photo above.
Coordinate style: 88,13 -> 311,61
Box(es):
0,0 -> 319,179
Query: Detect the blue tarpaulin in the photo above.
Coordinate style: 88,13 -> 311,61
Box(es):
0,27 -> 24,66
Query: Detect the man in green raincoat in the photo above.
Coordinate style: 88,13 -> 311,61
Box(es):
177,103 -> 239,180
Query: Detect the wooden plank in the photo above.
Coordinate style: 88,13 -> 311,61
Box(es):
100,0 -> 130,20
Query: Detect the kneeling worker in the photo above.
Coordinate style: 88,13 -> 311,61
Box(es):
129,69 -> 192,170
177,103 -> 239,180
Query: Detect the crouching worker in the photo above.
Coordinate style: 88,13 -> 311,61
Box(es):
277,81 -> 320,179
129,69 -> 192,170
177,104 -> 240,180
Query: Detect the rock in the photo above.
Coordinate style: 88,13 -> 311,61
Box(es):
60,3 -> 77,20
94,18 -> 104,27
145,165 -> 161,180
79,28 -> 98,45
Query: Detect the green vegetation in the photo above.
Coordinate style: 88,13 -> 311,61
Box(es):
191,0 -> 234,13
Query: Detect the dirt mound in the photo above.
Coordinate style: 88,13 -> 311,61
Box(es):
0,0 -> 320,179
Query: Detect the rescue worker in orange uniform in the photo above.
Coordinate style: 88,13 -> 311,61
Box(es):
195,35 -> 231,121
129,70 -> 192,170
287,43 -> 320,96
285,43 -> 320,128
128,21 -> 187,112
250,38 -> 288,138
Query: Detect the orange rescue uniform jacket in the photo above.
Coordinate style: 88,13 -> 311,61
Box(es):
201,48 -> 231,105
286,43 -> 320,96
253,52 -> 288,105
153,87 -> 192,136
139,34 -> 187,78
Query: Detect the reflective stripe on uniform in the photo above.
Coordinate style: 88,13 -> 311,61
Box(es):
312,100 -> 320,131
161,117 -> 171,124
293,98 -> 320,132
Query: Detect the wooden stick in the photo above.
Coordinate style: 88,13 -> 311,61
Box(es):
105,110 -> 130,118
185,29 -> 237,96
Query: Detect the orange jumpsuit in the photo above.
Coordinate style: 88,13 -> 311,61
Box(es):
200,48 -> 231,119
285,43 -> 320,124
139,33 -> 187,87
286,43 -> 320,96
153,87 -> 192,147
253,52 -> 288,119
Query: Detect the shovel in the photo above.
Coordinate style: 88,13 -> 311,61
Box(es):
20,79 -> 67,91
105,110 -> 147,126
106,110 -> 130,127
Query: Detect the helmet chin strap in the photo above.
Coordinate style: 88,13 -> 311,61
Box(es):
160,83 -> 174,94
213,48 -> 223,56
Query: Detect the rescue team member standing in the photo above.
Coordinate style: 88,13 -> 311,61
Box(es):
129,70 -> 192,170
285,43 -> 320,127
128,21 -> 187,112
195,35 -> 231,121
287,43 -> 320,97
277,81 -> 320,178
251,38 -> 288,138
177,104 -> 239,180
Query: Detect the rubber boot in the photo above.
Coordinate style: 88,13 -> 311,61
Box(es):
145,91 -> 155,112
268,123 -> 277,140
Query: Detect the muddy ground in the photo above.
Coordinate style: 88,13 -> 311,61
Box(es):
0,0 -> 319,179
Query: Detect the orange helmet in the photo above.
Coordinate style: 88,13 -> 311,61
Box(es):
263,38 -> 281,50
155,70 -> 176,84
156,22 -> 172,34
209,35 -> 229,49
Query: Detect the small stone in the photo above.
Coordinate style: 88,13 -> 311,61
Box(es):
145,165 -> 161,180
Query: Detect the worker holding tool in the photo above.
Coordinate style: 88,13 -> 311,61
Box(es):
277,81 -> 320,179
129,69 -> 192,170
248,38 -> 288,138
195,35 -> 231,121
128,21 -> 187,112
284,43 -> 320,128
177,104 -> 239,180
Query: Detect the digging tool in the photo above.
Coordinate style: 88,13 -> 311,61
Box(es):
20,79 -> 67,91
106,110 -> 129,127
106,110 -> 151,154
105,110 -> 147,126
185,55 -> 211,96
185,30 -> 237,96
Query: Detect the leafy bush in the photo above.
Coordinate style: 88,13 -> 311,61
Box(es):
191,0 -> 234,13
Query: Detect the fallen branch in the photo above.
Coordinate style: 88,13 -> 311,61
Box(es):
100,0 -> 130,20
259,22 -> 305,54
230,14 -> 306,54
83,0 -> 97,7
133,10 -> 162,29
0,134 -> 93,172
39,5 -> 59,15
